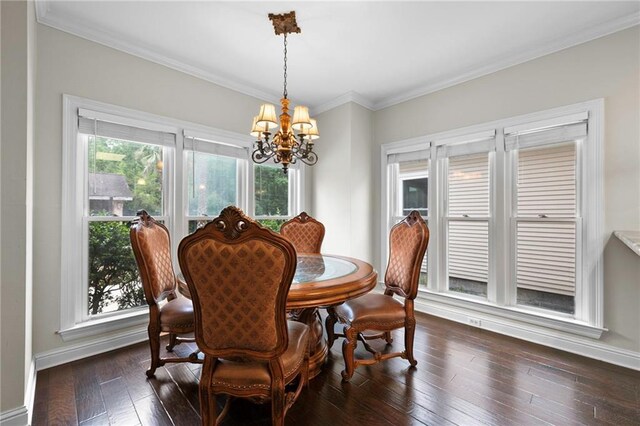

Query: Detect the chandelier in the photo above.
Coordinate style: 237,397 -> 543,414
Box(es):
250,11 -> 319,174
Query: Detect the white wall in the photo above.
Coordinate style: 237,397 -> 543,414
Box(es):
1,0 -> 35,421
348,104 -> 374,263
373,26 -> 640,353
313,104 -> 352,256
33,24 -> 266,355
312,103 -> 374,263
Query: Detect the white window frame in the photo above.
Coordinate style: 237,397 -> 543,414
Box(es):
380,99 -> 604,339
61,95 -> 303,341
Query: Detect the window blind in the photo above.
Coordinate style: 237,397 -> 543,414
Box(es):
436,132 -> 496,158
78,111 -> 176,147
183,136 -> 248,159
388,149 -> 430,164
505,122 -> 586,151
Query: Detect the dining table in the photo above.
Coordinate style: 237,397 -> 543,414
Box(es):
178,253 -> 378,378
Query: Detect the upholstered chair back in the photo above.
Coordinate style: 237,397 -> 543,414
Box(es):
178,206 -> 297,359
280,212 -> 325,254
384,210 -> 429,300
130,210 -> 178,306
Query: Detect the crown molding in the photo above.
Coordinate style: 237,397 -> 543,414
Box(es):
35,1 -> 639,114
373,12 -> 640,111
35,0 -> 281,106
312,91 -> 374,115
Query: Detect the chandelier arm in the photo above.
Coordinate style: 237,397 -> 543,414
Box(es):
297,151 -> 318,166
252,149 -> 275,164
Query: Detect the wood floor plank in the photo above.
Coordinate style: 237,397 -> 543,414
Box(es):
165,362 -> 201,414
148,366 -> 201,425
78,413 -> 110,426
47,364 -> 78,425
73,358 -> 107,422
33,312 -> 640,426
100,377 -> 141,425
132,394 -> 174,426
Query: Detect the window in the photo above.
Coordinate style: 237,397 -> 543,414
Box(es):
87,136 -> 166,315
183,135 -> 247,233
61,96 -> 303,339
446,153 -> 490,298
253,163 -> 301,232
383,141 -> 430,288
507,121 -> 585,315
381,101 -> 604,336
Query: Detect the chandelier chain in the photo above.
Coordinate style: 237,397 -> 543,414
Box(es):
283,34 -> 288,99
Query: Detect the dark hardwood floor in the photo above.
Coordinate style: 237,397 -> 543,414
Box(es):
32,312 -> 640,425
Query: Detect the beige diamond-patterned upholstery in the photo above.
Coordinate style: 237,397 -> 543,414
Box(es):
280,212 -> 325,254
131,215 -> 177,303
130,210 -> 201,378
326,210 -> 429,382
178,206 -> 310,426
384,215 -> 429,300
182,238 -> 285,352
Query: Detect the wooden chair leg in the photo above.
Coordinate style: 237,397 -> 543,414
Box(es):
325,309 -> 337,349
384,331 -> 393,345
166,333 -> 177,352
146,326 -> 161,378
271,382 -> 285,426
341,326 -> 357,382
405,318 -> 418,367
199,357 -> 218,426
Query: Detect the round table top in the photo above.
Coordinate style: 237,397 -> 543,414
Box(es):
287,254 -> 378,309
178,254 -> 377,310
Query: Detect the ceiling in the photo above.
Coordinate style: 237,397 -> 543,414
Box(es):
37,1 -> 640,112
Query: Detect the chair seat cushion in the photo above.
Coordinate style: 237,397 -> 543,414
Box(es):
333,293 -> 406,329
159,296 -> 195,332
210,321 -> 310,391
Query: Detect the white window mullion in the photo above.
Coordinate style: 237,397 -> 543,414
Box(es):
436,157 -> 448,293
492,129 -> 507,306
506,148 -> 518,307
173,134 -> 185,259
427,144 -> 439,292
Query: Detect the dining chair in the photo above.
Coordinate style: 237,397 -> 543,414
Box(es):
325,210 -> 429,382
178,206 -> 310,426
280,211 -> 325,254
129,210 -> 201,378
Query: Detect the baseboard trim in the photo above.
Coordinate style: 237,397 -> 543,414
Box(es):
415,298 -> 640,371
0,406 -> 28,426
35,326 -> 148,371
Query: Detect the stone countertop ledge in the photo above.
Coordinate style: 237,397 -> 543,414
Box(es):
614,231 -> 640,257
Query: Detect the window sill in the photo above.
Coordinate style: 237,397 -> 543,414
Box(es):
57,308 -> 148,342
415,289 -> 605,339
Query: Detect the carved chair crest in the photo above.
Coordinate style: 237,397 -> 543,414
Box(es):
211,206 -> 252,240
